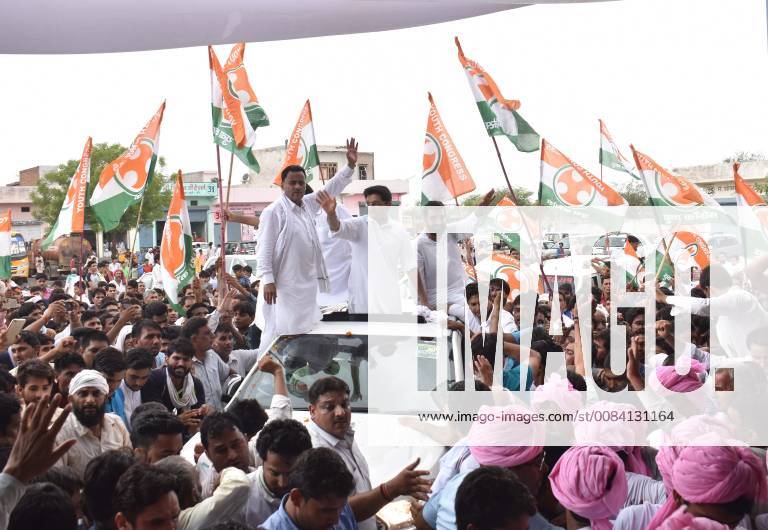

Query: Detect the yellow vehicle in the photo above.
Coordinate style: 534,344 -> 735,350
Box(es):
9,232 -> 29,278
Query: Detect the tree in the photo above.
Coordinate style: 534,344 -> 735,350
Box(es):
31,142 -> 171,240
461,188 -> 534,206
722,151 -> 766,163
619,181 -> 649,206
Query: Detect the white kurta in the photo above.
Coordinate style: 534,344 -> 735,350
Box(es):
256,166 -> 353,351
316,204 -> 352,307
331,215 -> 415,314
417,233 -> 470,309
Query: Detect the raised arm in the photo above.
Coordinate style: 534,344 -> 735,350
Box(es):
304,137 -> 358,212
223,208 -> 260,228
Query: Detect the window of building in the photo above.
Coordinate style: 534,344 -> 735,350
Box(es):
320,162 -> 338,181
20,207 -> 29,212
359,164 -> 368,180
191,200 -> 198,206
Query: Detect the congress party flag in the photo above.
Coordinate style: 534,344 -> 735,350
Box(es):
455,37 -> 539,153
273,100 -> 320,185
0,210 -> 11,279
616,239 -> 642,288
422,93 -> 477,204
90,102 -> 165,232
209,44 -> 268,172
160,171 -> 195,310
599,119 -> 639,179
630,146 -> 719,208
539,140 -> 626,207
42,137 -> 91,250
733,162 -> 768,255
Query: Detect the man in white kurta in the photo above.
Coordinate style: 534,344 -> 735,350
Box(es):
256,138 -> 358,351
319,185 -> 417,315
315,203 -> 352,308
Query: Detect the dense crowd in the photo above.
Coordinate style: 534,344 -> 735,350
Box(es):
0,137 -> 768,530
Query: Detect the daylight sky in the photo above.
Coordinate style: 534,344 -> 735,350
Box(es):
0,0 -> 765,199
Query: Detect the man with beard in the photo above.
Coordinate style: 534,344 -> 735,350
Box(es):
54,369 -> 131,479
140,338 -> 208,436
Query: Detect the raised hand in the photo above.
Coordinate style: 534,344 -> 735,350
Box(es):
316,190 -> 337,216
478,189 -> 496,207
385,458 -> 432,501
346,137 -> 358,168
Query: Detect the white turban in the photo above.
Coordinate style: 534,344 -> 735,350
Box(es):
69,369 -> 109,396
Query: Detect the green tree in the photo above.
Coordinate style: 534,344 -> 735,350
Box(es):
722,151 -> 766,163
619,181 -> 649,206
461,188 -> 534,206
31,142 -> 171,240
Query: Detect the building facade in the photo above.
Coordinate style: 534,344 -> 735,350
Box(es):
674,160 -> 768,199
0,166 -> 56,241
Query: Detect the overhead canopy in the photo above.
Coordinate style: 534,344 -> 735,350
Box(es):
1,0 -> 615,54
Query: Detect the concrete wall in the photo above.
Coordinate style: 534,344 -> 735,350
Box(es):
674,160 -> 768,198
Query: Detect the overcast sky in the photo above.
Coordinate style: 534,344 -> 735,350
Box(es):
0,0 -> 765,199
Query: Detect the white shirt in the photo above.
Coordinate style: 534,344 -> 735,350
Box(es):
0,473 -> 26,530
624,472 -> 666,507
316,204 -> 352,307
667,287 -> 768,358
255,166 -> 353,350
145,251 -> 155,265
331,214 -> 416,314
120,380 -> 142,426
227,348 -> 259,378
177,467 -> 251,530
54,412 -> 132,479
195,350 -> 231,411
418,233 -> 470,309
244,467 -> 283,528
307,420 -> 374,530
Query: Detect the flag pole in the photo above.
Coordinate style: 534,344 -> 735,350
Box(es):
78,232 -> 84,288
216,144 -> 226,300
598,119 -> 603,183
127,192 -> 147,280
490,135 -> 552,294
225,150 -> 235,206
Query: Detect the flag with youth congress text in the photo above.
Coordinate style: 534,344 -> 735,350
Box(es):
42,137 -> 92,250
631,147 -> 719,208
421,93 -> 476,204
160,171 -> 195,310
90,102 -> 165,232
209,43 -> 269,172
455,37 -> 539,153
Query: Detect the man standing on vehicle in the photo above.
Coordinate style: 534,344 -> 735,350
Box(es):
306,376 -> 431,530
256,138 -> 358,352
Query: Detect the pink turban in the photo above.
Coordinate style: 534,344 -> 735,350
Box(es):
648,415 -> 737,530
467,405 -> 544,467
648,445 -> 767,530
656,359 -> 706,393
532,373 -> 583,414
574,401 -> 650,476
548,445 -> 628,530
658,507 -> 729,530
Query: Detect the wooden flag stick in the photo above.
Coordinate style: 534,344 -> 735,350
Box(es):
127,192 -> 147,280
225,150 -> 235,206
215,145 -> 226,300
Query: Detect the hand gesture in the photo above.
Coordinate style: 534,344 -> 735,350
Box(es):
346,137 -> 359,168
222,208 -> 232,223
316,190 -> 337,216
2,394 -> 76,483
473,356 -> 493,388
58,336 -> 79,355
257,353 -> 283,375
385,458 -> 432,501
478,189 -> 496,207
264,283 -> 277,305
626,336 -> 644,390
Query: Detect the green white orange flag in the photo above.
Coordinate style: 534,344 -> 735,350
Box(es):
160,171 -> 195,310
90,102 -> 165,232
539,140 -> 626,207
422,93 -> 476,204
42,137 -> 91,250
209,44 -> 268,172
0,210 -> 11,279
455,37 -> 539,153
733,163 -> 768,255
272,100 -> 320,185
630,146 -> 719,208
617,239 -> 642,288
599,119 -> 639,179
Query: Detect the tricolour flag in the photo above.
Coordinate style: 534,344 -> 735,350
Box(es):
160,171 -> 195,310
209,44 -> 268,172
422,93 -> 476,204
616,239 -> 642,288
90,102 -> 165,232
0,210 -> 11,279
42,137 -> 91,250
539,140 -> 626,207
655,232 -> 709,289
455,38 -> 539,153
733,163 -> 768,256
630,146 -> 719,208
599,119 -> 638,179
272,100 -> 320,185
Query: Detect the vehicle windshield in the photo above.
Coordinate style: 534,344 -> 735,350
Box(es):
594,236 -> 626,248
233,333 -> 438,413
10,235 -> 25,259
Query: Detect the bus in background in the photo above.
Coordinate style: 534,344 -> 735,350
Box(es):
9,232 -> 29,278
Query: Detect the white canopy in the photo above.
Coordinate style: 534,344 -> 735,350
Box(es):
1,0 -> 615,54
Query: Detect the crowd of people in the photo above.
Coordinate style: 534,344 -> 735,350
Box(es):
0,135 -> 768,530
